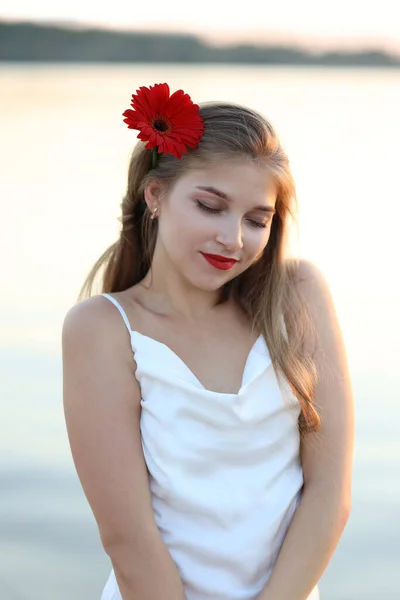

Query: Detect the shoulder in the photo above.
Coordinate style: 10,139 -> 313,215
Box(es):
285,258 -> 333,309
284,257 -> 327,287
297,260 -> 336,318
283,258 -> 340,355
63,294 -> 113,338
62,294 -> 134,361
62,294 -> 140,418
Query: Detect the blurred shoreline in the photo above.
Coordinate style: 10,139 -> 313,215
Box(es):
1,20 -> 400,67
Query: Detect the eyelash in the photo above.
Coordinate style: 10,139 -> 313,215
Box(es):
195,200 -> 268,229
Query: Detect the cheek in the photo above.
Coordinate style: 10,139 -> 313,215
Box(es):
180,206 -> 215,237
158,207 -> 208,250
244,228 -> 271,259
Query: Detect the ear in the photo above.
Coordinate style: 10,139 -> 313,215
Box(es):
144,179 -> 163,212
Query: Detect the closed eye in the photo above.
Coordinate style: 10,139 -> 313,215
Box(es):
195,200 -> 268,229
196,200 -> 220,214
249,221 -> 268,229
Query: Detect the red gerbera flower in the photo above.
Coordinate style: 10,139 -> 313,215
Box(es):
122,83 -> 205,159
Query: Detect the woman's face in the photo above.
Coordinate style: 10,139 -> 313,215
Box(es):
147,160 -> 278,291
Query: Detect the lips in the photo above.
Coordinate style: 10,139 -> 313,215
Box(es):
200,253 -> 238,271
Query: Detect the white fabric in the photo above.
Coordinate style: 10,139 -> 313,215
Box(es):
100,293 -> 319,600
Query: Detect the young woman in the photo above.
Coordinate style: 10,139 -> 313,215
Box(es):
62,83 -> 354,600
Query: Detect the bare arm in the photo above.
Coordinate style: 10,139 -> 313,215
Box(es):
257,260 -> 354,600
62,296 -> 186,600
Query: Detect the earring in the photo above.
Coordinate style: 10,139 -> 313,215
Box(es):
150,206 -> 158,220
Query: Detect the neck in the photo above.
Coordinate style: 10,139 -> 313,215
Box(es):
139,244 -> 224,322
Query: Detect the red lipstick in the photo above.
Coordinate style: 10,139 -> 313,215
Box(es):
200,253 -> 238,270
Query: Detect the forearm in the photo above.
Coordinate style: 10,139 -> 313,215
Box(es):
105,528 -> 187,600
257,482 -> 350,600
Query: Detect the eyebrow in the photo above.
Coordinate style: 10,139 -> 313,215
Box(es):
195,185 -> 276,214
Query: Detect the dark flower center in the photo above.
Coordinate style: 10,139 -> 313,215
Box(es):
151,114 -> 171,134
153,120 -> 168,132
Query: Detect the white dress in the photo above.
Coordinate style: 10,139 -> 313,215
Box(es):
100,293 -> 320,600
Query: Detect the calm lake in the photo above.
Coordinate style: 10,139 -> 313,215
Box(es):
0,63 -> 399,600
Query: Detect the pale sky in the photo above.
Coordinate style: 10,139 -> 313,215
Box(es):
2,0 -> 400,53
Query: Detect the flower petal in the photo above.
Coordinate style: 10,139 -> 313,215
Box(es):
123,82 -> 204,157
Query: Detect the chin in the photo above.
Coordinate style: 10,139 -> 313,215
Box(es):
193,271 -> 237,292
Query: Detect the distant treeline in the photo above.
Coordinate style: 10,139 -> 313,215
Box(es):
1,21 -> 399,66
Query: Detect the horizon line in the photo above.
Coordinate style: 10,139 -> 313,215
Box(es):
2,16 -> 400,56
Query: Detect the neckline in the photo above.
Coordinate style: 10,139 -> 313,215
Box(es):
130,329 -> 265,396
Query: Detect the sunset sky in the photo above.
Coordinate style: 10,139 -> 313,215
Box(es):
2,0 -> 400,53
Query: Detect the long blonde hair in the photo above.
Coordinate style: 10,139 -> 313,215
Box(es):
79,102 -> 320,436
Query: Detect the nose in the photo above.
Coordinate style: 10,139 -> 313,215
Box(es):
215,217 -> 243,252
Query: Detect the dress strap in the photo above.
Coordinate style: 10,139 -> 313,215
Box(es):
101,293 -> 133,334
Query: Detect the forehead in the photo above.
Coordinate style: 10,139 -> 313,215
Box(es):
179,161 -> 277,205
